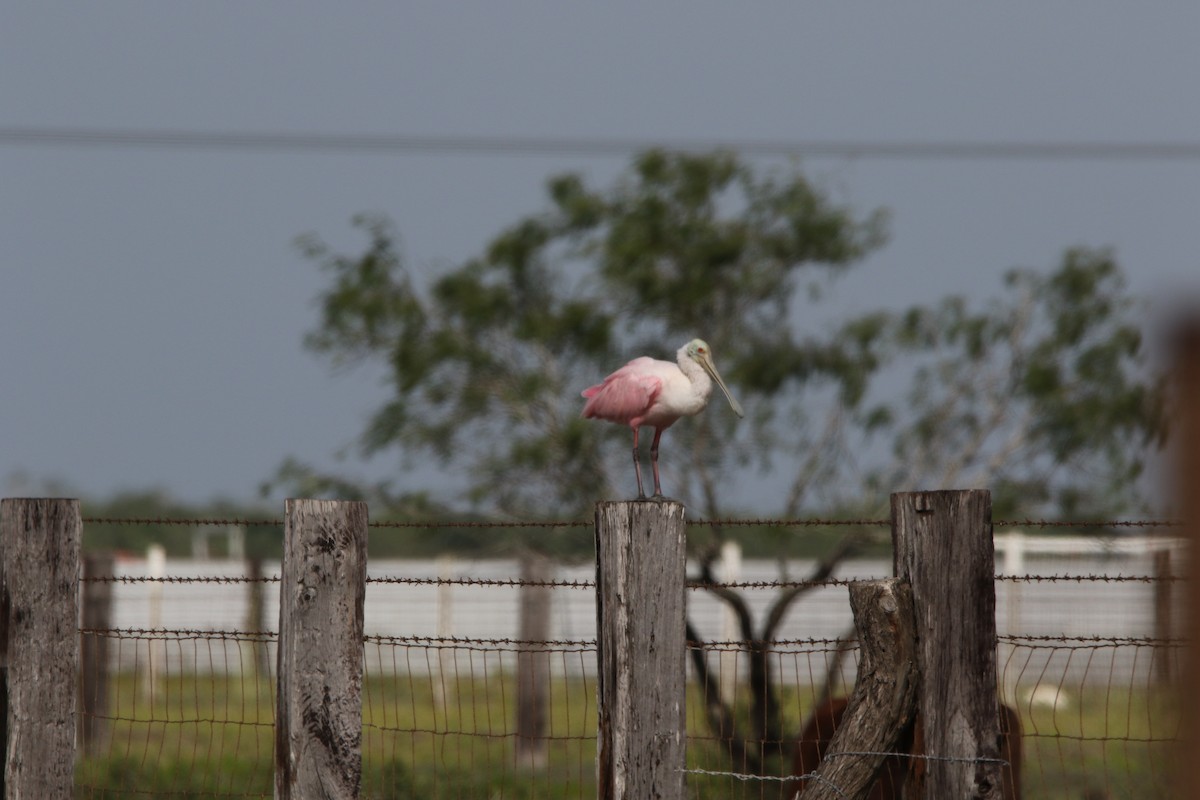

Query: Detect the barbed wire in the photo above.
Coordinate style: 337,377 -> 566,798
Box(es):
999,573 -> 1186,583
999,633 -> 1185,645
82,574 -> 280,584
365,633 -> 595,649
82,516 -> 282,527
79,515 -> 882,528
82,626 -> 276,640
79,572 -> 1183,590
80,514 -> 1184,529
365,575 -> 592,588
689,577 -> 861,589
995,518 -> 1185,528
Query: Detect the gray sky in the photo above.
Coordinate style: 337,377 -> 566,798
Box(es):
3,4 -> 1198,508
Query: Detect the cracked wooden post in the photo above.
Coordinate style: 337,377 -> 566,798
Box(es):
275,499 -> 368,800
795,579 -> 918,800
0,498 -> 81,800
595,500 -> 686,800
893,489 -> 1004,799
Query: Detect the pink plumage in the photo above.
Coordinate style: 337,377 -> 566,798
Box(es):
581,358 -> 665,428
581,340 -> 744,499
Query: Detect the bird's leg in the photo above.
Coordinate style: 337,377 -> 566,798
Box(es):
650,428 -> 665,498
631,428 -> 647,499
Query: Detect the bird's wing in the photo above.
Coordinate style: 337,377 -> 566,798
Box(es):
581,359 -> 663,422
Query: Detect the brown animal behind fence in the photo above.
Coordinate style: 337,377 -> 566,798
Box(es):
790,696 -> 1023,799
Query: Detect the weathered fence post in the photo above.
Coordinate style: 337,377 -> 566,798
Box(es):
80,550 -> 115,755
143,543 -> 166,703
243,556 -> 271,679
275,499 -> 368,800
892,490 -> 1004,799
0,498 -> 81,799
594,500 -> 686,800
1153,548 -> 1174,684
515,550 -> 552,770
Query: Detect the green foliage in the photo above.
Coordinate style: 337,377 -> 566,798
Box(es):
284,149 -> 1164,525
287,151 -> 886,520
867,248 -> 1165,518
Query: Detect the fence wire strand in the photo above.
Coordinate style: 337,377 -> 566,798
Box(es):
69,514 -> 1187,799
80,514 -> 1185,529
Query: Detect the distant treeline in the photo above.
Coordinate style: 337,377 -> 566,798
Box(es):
77,490 -> 886,560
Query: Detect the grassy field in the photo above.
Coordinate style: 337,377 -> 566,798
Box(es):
75,672 -> 1179,799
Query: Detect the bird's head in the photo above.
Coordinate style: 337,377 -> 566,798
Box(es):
683,339 -> 745,419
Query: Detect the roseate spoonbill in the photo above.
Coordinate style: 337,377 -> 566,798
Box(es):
581,339 -> 744,499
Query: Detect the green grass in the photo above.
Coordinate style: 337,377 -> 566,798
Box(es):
75,673 -> 1180,799
1016,685 -> 1180,800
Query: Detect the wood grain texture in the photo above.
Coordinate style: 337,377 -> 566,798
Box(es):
0,498 -> 80,800
594,500 -> 686,800
796,579 -> 918,800
275,499 -> 367,800
892,490 -> 1004,800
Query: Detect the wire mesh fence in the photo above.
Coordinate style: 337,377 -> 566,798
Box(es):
76,627 -> 277,798
59,516 -> 1189,798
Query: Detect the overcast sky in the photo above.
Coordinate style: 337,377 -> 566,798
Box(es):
3,4 -> 1198,509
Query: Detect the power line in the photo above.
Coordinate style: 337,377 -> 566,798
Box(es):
3,125 -> 1200,161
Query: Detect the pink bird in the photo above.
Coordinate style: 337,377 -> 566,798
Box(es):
581,339 -> 745,499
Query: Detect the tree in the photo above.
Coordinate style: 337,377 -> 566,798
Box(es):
864,247 -> 1167,519
283,150 -> 1163,523
681,247 -> 1167,785
284,149 -> 1167,784
288,150 -> 886,518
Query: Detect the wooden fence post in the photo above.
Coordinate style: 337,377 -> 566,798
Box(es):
1173,319 -> 1200,797
1153,549 -> 1174,684
80,550 -> 115,756
275,499 -> 368,800
892,490 -> 1004,799
595,500 -> 686,800
515,550 -> 552,770
243,556 -> 270,679
0,498 -> 81,799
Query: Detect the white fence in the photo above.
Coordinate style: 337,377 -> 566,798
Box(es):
102,531 -> 1183,691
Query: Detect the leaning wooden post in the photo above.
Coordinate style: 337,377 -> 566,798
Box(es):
595,500 -> 686,800
275,499 -> 368,800
892,490 -> 1004,799
0,498 -> 81,799
797,579 -> 918,799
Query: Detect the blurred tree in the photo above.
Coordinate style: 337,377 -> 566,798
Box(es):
286,150 -> 885,518
864,247 -> 1167,519
278,153 -> 1167,785
280,150 -> 1164,522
